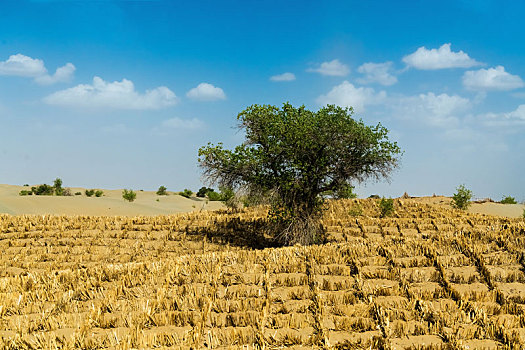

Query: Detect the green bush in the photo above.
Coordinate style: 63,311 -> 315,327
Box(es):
369,194 -> 380,199
95,190 -> 104,197
32,184 -> 54,196
122,189 -> 137,202
156,186 -> 168,196
196,186 -> 213,197
54,178 -> 63,196
379,197 -> 394,218
19,190 -> 32,196
75,192 -> 82,196
451,184 -> 472,210
179,189 -> 193,198
85,189 -> 95,197
207,190 -> 222,201
500,196 -> 517,204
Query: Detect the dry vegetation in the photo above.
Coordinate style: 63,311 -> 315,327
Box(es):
0,199 -> 524,349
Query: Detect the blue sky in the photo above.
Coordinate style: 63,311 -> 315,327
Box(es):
0,0 -> 524,200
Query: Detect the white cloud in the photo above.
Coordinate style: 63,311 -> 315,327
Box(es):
479,104 -> 525,127
43,76 -> 178,110
186,82 -> 226,101
316,81 -> 386,113
270,72 -> 296,82
34,63 -> 76,85
0,54 -> 75,84
393,92 -> 471,127
462,66 -> 524,91
307,59 -> 349,76
356,61 -> 397,86
402,43 -> 481,70
0,54 -> 46,77
161,117 -> 204,130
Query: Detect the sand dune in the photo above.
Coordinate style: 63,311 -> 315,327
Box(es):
0,184 -> 223,216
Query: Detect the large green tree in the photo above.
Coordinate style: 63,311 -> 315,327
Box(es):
198,103 -> 401,245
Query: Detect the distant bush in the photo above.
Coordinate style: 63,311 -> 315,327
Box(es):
62,188 -> 72,196
369,194 -> 380,199
32,184 -> 54,196
95,190 -> 104,197
156,186 -> 168,196
23,184 -> 29,187
19,190 -> 32,196
379,197 -> 394,218
75,192 -> 82,196
179,189 -> 193,198
54,178 -> 63,196
122,189 -> 137,202
452,184 -> 472,210
85,189 -> 95,197
196,186 -> 213,198
500,196 -> 517,204
207,190 -> 222,201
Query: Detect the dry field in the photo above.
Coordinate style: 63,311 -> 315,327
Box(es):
0,199 -> 524,349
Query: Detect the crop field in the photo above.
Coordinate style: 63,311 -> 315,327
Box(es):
0,199 -> 524,349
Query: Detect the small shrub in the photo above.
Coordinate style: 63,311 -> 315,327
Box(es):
369,194 -> 380,199
523,209 -> 525,219
75,192 -> 82,196
156,186 -> 168,196
122,189 -> 136,202
54,178 -> 63,196
33,184 -> 54,196
379,197 -> 394,218
62,188 -> 72,196
207,190 -> 222,201
219,186 -> 238,209
179,189 -> 193,198
500,196 -> 517,204
85,189 -> 95,197
349,203 -> 363,217
95,190 -> 104,197
196,186 -> 213,198
19,190 -> 32,196
23,184 -> 29,187
452,184 -> 472,210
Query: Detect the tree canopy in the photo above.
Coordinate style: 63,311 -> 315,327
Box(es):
198,103 -> 402,245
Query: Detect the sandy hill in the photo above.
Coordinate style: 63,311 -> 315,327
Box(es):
0,184 -> 224,216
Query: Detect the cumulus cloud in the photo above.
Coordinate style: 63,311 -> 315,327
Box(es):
43,76 -> 178,109
462,66 -> 524,91
479,104 -> 525,127
402,43 -> 481,70
161,117 -> 204,129
0,54 -> 75,84
186,83 -> 226,101
307,59 -> 349,76
393,92 -> 471,127
316,81 -> 386,113
356,61 -> 397,86
0,54 -> 46,77
270,72 -> 296,82
34,63 -> 76,85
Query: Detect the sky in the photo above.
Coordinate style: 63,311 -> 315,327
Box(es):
0,0 -> 524,201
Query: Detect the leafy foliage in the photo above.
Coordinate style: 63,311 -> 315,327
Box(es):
500,196 -> 517,204
196,187 -> 213,197
32,184 -> 54,196
379,197 -> 394,218
452,184 -> 472,210
19,190 -> 32,196
54,178 -> 63,196
85,189 -> 95,197
156,186 -> 168,196
179,189 -> 193,198
199,103 -> 401,245
122,189 -> 137,202
95,190 -> 104,197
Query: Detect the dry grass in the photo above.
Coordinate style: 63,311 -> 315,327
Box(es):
0,199 -> 524,349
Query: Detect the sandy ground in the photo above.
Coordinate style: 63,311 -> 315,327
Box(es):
0,184 -> 224,216
412,195 -> 525,218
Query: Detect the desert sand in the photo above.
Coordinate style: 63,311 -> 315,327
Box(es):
0,184 -> 224,216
